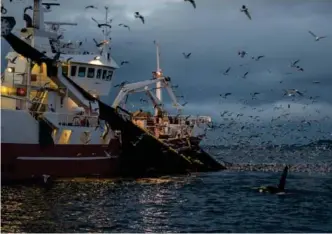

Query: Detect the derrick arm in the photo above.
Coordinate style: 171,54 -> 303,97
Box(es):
112,79 -> 162,108
112,77 -> 184,110
162,80 -> 183,110
145,89 -> 163,113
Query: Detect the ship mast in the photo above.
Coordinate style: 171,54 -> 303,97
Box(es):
154,41 -> 162,116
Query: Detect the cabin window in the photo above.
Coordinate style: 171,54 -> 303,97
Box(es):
62,65 -> 68,76
106,70 -> 113,81
70,66 -> 77,76
87,67 -> 95,78
102,70 -> 107,80
96,69 -> 102,79
78,67 -> 86,77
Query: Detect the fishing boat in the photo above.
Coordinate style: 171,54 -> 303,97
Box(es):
1,0 -> 225,183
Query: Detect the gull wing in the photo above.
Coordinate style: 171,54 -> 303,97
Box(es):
308,30 -> 317,38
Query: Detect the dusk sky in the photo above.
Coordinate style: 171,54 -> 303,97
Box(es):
1,0 -> 332,138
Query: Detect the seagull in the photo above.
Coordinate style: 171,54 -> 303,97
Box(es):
184,0 -> 196,9
291,59 -> 300,67
24,6 -> 32,14
85,5 -> 97,10
242,71 -> 249,78
240,5 -> 251,20
93,38 -> 107,48
297,67 -> 304,72
238,50 -> 248,58
91,17 -> 112,28
250,92 -> 260,99
114,81 -> 128,88
220,93 -> 232,98
8,56 -> 18,64
1,4 -> 7,14
134,12 -> 145,24
255,55 -> 265,61
183,52 -> 191,59
42,174 -> 50,184
121,61 -> 129,66
308,30 -> 327,41
131,133 -> 146,146
312,81 -> 320,84
119,24 -> 130,31
283,89 -> 303,97
24,34 -> 33,40
223,67 -> 231,75
140,98 -> 148,103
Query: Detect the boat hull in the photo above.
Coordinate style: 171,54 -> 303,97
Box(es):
1,143 -> 120,183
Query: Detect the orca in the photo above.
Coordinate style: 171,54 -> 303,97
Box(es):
258,165 -> 289,194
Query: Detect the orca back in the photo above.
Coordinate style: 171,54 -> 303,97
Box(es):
277,166 -> 289,190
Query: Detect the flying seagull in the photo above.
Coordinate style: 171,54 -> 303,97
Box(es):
93,38 -> 107,47
184,0 -> 196,9
223,67 -> 231,75
1,4 -> 7,14
238,50 -> 248,58
240,5 -> 251,20
250,92 -> 260,99
308,30 -> 327,41
119,24 -> 130,31
255,55 -> 265,61
284,89 -> 303,97
8,56 -> 18,64
85,5 -> 97,10
91,17 -> 112,28
183,52 -> 191,59
220,93 -> 232,98
24,6 -> 32,14
121,61 -> 129,66
114,81 -> 128,88
134,12 -> 145,24
291,59 -> 300,67
242,71 -> 249,78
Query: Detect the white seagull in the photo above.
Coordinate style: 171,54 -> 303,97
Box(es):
308,30 -> 327,41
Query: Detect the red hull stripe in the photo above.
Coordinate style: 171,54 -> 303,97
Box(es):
16,156 -> 117,160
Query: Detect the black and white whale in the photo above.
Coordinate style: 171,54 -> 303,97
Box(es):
257,165 -> 289,194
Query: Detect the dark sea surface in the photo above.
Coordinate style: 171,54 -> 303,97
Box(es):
1,146 -> 332,233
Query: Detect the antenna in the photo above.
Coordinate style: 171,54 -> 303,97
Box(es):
154,40 -> 163,116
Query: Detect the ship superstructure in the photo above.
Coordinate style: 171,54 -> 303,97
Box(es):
1,0 -> 121,181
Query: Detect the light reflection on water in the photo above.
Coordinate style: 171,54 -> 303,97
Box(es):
1,148 -> 332,232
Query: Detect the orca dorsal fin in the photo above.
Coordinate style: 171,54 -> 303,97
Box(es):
277,165 -> 289,190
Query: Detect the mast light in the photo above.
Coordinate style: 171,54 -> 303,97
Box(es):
7,67 -> 15,73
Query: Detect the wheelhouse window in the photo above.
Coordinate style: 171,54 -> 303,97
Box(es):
102,70 -> 107,80
70,66 -> 77,76
106,70 -> 113,81
96,69 -> 102,79
62,65 -> 68,76
78,67 -> 86,77
87,67 -> 95,78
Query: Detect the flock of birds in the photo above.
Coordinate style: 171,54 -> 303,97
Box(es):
82,1 -> 330,148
